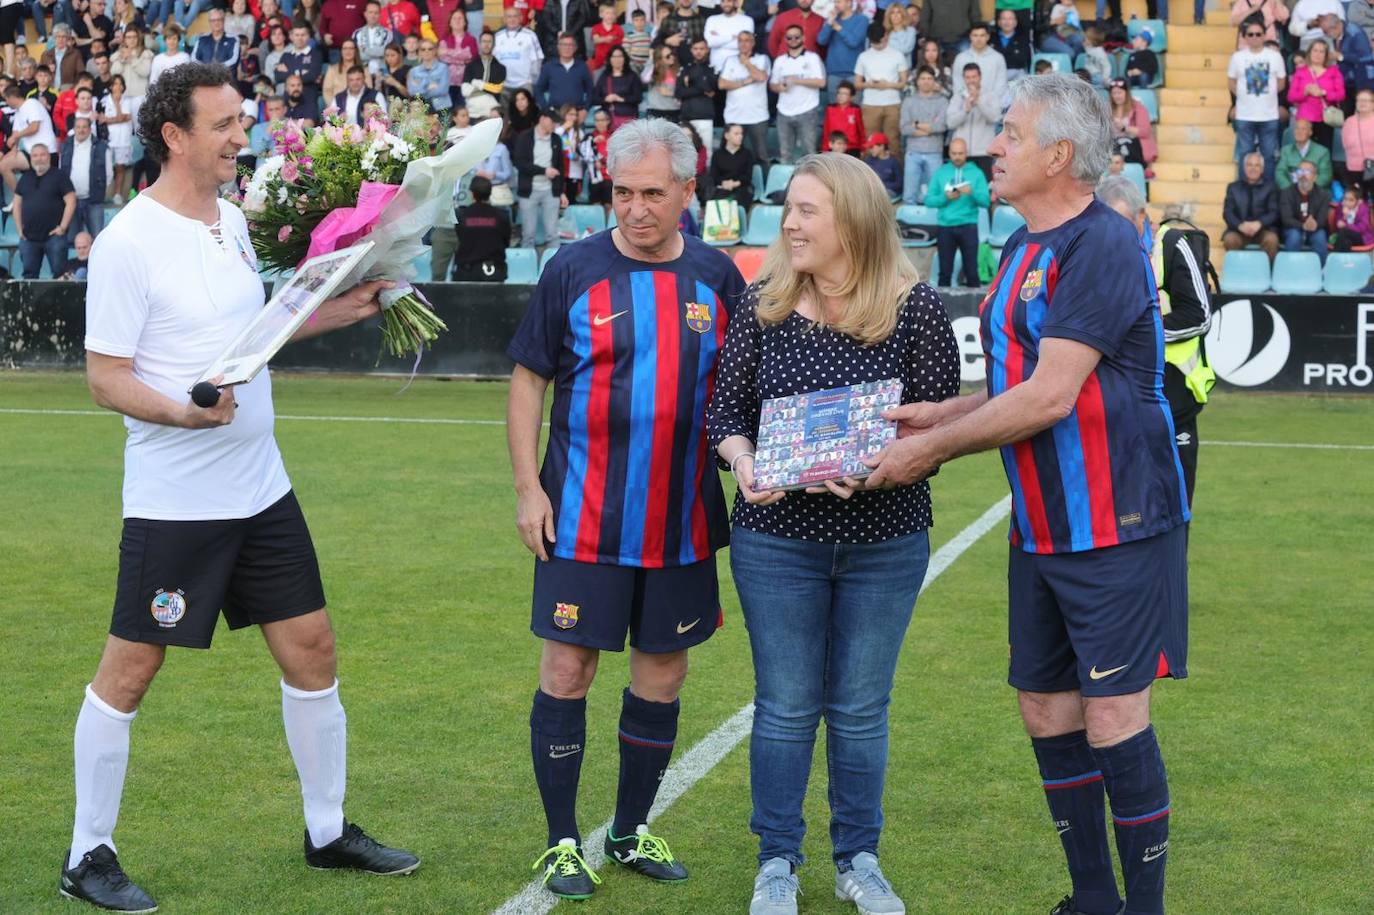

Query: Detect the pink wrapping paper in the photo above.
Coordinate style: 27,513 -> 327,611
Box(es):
303,181 -> 403,262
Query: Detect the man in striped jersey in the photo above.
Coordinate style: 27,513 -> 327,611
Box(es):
867,74 -> 1188,915
506,117 -> 747,902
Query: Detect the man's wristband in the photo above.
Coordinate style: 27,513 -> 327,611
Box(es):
729,451 -> 755,477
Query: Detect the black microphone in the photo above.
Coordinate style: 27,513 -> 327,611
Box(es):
191,381 -> 222,408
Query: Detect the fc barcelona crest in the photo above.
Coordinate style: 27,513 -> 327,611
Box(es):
684,301 -> 712,334
1019,269 -> 1044,302
553,602 -> 579,629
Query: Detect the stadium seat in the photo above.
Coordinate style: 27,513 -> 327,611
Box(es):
740,205 -> 783,246
752,164 -> 766,202
1270,252 -> 1323,294
895,205 -> 938,248
568,204 -> 606,237
1219,250 -> 1272,294
505,247 -> 538,285
733,247 -> 768,283
606,209 -> 618,228
977,207 -> 990,244
1032,52 -> 1072,74
1135,88 -> 1159,122
762,164 -> 795,202
410,249 -> 433,282
1122,162 -> 1147,197
1128,19 -> 1167,52
1322,252 -> 1373,293
989,206 -> 1026,247
0,219 -> 18,246
703,206 -> 745,247
539,247 -> 559,277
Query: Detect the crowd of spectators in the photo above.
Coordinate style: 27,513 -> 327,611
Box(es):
0,0 -> 1171,284
1225,0 -> 1374,264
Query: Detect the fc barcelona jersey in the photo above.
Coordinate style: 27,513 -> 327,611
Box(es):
980,199 -> 1189,555
508,231 -> 747,568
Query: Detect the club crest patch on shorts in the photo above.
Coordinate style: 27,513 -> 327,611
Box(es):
553,602 -> 579,629
150,588 -> 187,628
684,301 -> 712,334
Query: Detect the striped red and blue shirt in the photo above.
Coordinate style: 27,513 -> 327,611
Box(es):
508,231 -> 747,568
980,199 -> 1190,555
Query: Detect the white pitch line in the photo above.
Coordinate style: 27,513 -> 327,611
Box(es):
491,495 -> 1013,915
3,409 -> 1373,450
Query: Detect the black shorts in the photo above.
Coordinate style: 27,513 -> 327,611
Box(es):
530,555 -> 721,653
0,5 -> 21,45
110,491 -> 326,649
1008,525 -> 1188,698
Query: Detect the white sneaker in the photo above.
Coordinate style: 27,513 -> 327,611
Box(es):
750,857 -> 800,915
835,852 -> 905,915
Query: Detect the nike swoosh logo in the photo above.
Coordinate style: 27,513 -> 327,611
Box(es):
1089,664 -> 1129,680
1056,827 -> 1071,835
676,619 -> 700,634
593,310 -> 628,326
549,748 -> 582,759
1143,849 -> 1167,862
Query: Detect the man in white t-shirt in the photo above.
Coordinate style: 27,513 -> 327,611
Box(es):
853,21 -> 908,156
717,30 -> 771,165
704,0 -> 754,71
1289,0 -> 1345,48
1228,24 -> 1287,182
770,22 -> 826,165
0,85 -> 60,199
61,62 -> 418,915
494,5 -> 545,94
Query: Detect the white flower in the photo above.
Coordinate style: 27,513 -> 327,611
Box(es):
242,155 -> 285,213
276,186 -> 289,204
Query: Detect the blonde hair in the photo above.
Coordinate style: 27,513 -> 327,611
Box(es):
756,153 -> 917,345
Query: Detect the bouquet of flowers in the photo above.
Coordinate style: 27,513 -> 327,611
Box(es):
238,100 -> 502,359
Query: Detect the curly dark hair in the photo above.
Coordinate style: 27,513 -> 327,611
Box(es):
137,62 -> 237,165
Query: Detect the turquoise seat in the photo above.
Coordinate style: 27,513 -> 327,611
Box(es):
740,205 -> 782,247
606,209 -> 618,228
1219,250 -> 1272,294
505,247 -> 539,285
0,220 -> 18,246
1032,52 -> 1072,74
1135,88 -> 1159,122
976,207 -> 990,244
1322,252 -> 1373,293
1128,19 -> 1167,52
988,206 -> 1026,247
1270,251 -> 1323,294
1122,162 -> 1147,197
895,205 -> 938,248
538,247 -> 559,277
762,164 -> 795,202
752,164 -> 766,202
567,204 -> 606,237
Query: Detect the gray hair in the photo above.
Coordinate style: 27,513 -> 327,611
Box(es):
52,23 -> 72,36
1096,174 -> 1146,214
1009,73 -> 1112,184
606,117 -> 698,184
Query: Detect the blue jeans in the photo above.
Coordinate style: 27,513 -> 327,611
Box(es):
1282,226 -> 1328,264
173,0 -> 208,29
1039,33 -> 1084,58
1234,119 -> 1281,183
902,149 -> 942,204
68,198 -> 103,240
27,0 -> 70,39
730,525 -> 930,867
19,234 -> 68,278
937,222 -> 980,286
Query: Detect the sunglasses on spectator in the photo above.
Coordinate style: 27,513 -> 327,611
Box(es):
786,34 -> 803,41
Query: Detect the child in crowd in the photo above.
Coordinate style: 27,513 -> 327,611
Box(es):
827,131 -> 850,155
1034,58 -> 1054,75
1335,187 -> 1374,250
590,2 -> 623,75
623,9 -> 652,72
1082,27 -> 1113,88
1106,152 -> 1126,176
403,33 -> 420,66
580,108 -> 614,209
822,81 -> 865,154
355,0 -> 394,78
1043,0 -> 1084,57
864,131 -> 902,198
1125,29 -> 1159,88
556,104 -> 585,202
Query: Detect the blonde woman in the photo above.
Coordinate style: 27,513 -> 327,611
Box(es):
706,152 -> 960,915
883,3 -> 917,63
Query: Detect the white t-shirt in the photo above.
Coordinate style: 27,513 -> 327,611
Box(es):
84,194 -> 292,521
1228,47 -> 1286,122
103,95 -> 134,149
854,46 -> 907,107
149,50 -> 192,88
12,98 -> 57,155
704,12 -> 755,71
720,52 -> 771,125
493,27 -> 543,89
771,50 -> 824,117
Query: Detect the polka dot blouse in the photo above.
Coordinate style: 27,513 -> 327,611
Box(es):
706,282 -> 962,544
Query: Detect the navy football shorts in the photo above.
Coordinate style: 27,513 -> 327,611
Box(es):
530,555 -> 722,653
109,491 -> 326,650
1007,524 -> 1188,698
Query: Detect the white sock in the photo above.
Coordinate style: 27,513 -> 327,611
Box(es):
281,678 -> 347,848
69,684 -> 136,870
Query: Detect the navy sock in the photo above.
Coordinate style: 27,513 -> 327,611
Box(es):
530,689 -> 586,849
1031,730 -> 1122,915
1093,726 -> 1170,915
611,687 -> 678,839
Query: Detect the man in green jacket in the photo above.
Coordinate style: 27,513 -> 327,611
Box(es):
1276,118 -> 1334,190
924,137 -> 991,286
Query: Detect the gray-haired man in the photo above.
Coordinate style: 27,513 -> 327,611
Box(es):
506,117 -> 747,901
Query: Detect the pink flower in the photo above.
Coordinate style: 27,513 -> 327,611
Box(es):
277,225 -> 293,242
281,160 -> 299,183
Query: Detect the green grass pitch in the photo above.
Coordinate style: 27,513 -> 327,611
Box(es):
1,371 -> 1371,914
